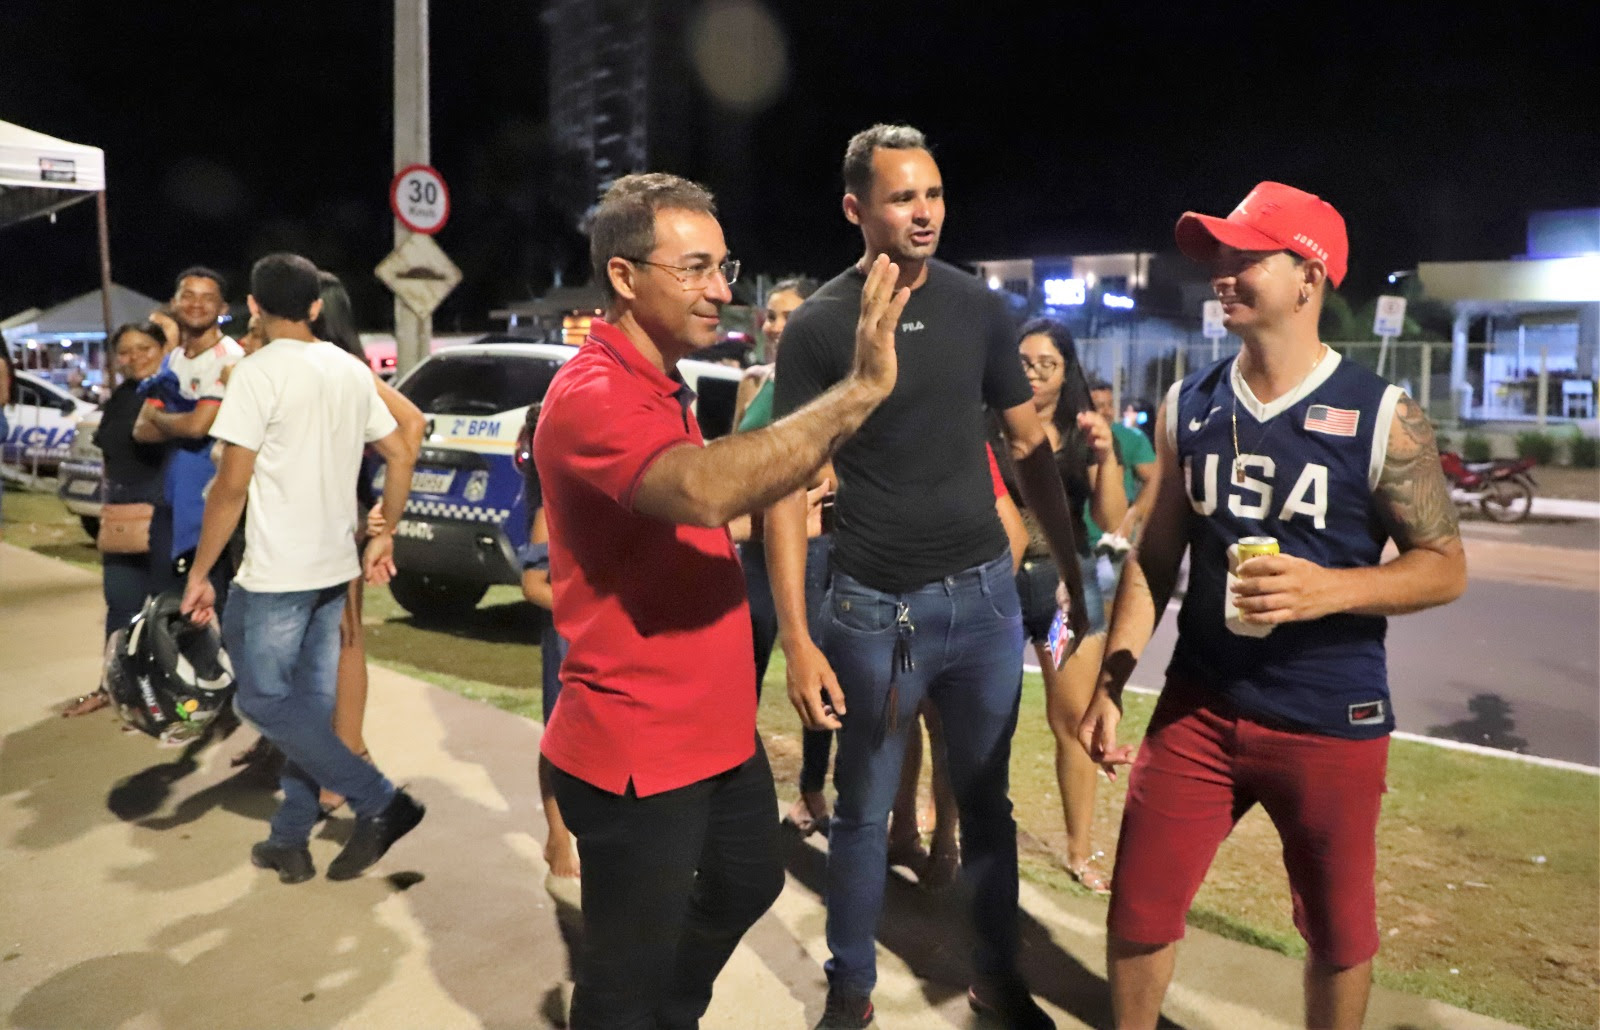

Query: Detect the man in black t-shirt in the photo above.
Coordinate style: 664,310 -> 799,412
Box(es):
767,124 -> 1088,1030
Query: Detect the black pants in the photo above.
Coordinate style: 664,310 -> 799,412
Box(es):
552,739 -> 785,1029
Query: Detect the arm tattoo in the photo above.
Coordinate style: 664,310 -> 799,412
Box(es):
1376,396 -> 1459,548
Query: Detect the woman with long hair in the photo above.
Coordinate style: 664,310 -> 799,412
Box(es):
310,271 -> 425,813
1008,317 -> 1124,891
63,322 -> 170,716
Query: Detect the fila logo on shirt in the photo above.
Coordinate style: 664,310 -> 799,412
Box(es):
1185,454 -> 1330,529
900,320 -> 925,333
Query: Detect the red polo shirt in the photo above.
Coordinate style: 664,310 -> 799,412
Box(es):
533,319 -> 756,796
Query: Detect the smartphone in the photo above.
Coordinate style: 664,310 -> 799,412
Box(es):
819,491 -> 838,535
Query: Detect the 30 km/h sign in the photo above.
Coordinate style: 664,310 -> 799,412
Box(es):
390,164 -> 450,235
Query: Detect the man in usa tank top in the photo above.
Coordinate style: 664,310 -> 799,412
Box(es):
1078,182 -> 1466,1030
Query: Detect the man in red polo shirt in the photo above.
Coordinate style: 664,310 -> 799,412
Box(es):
533,172 -> 907,1029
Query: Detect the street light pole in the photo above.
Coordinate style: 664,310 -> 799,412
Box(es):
393,0 -> 430,378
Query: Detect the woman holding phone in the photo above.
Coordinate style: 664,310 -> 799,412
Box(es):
1007,318 -> 1124,891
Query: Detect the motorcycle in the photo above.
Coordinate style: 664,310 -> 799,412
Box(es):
1438,451 -> 1538,523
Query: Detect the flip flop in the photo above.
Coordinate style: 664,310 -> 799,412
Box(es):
1066,857 -> 1112,895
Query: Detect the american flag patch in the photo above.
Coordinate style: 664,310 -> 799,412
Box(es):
1304,404 -> 1359,436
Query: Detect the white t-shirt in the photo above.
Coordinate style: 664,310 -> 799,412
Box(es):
210,339 -> 398,592
164,336 -> 243,405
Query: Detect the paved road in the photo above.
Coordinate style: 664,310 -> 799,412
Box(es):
1116,517 -> 1600,767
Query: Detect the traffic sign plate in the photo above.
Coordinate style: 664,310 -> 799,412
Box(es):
375,233 -> 462,318
1373,294 -> 1407,338
1201,299 -> 1228,339
390,164 -> 450,235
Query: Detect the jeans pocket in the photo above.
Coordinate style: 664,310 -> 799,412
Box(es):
983,570 -> 1023,622
828,583 -> 898,635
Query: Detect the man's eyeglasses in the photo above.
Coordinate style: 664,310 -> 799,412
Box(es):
626,257 -> 741,289
1020,357 -> 1061,376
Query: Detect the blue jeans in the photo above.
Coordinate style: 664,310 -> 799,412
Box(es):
224,585 -> 395,847
103,552 -> 156,638
539,623 -> 568,723
821,549 -> 1024,994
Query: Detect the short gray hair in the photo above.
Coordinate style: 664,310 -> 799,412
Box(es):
587,173 -> 718,299
842,124 -> 929,198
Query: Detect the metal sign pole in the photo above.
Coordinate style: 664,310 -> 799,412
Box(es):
96,190 -> 114,390
393,0 -> 430,379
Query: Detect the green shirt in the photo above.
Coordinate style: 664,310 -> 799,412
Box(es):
737,376 -> 775,433
1084,423 -> 1157,546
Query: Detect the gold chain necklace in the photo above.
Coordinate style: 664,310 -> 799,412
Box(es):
1230,345 -> 1326,484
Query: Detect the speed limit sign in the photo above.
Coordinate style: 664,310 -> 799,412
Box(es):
389,164 -> 450,235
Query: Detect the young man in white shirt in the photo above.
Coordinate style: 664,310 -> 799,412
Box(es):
181,253 -> 422,884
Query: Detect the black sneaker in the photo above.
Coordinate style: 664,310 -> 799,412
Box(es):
968,977 -> 1054,1029
326,788 -> 425,881
250,841 -> 315,885
814,985 -> 874,1030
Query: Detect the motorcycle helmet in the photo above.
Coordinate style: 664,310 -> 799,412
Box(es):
108,591 -> 235,742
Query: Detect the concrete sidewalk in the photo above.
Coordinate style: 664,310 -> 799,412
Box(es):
0,544 -> 1525,1029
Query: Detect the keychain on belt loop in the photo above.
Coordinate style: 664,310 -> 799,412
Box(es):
878,602 -> 916,746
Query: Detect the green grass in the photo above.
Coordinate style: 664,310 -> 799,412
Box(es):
8,487 -> 1597,1028
1,484 -> 101,570
757,654 -> 1599,1030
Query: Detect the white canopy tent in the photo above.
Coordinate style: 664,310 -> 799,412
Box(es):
0,119 -> 113,375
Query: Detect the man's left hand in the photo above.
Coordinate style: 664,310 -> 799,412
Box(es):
363,533 -> 397,585
181,576 -> 216,627
1232,553 -> 1343,624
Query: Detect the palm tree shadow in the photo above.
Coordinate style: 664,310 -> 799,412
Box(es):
1427,692 -> 1529,753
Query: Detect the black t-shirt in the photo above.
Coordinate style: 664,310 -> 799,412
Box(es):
94,381 -> 166,504
773,259 -> 1029,592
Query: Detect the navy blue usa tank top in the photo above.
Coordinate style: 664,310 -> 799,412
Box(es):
1167,349 -> 1405,739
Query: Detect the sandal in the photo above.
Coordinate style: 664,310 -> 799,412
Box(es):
1065,855 -> 1112,895
62,689 -> 110,718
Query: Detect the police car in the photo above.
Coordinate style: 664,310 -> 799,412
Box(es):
4,371 -> 96,475
381,341 -> 744,620
55,409 -> 105,536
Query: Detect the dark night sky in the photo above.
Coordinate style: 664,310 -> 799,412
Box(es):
2,1 -> 1596,330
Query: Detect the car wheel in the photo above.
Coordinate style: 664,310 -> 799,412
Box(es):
387,570 -> 489,622
79,516 -> 101,539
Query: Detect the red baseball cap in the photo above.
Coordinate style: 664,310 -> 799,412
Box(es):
1175,182 -> 1348,287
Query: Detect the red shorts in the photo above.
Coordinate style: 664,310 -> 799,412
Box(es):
1108,675 -> 1389,967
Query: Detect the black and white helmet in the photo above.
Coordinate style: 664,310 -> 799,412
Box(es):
107,591 -> 234,741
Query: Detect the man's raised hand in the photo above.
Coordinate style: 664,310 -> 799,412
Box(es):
852,253 -> 909,397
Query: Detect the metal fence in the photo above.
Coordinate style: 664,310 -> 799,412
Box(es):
1078,336 -> 1598,428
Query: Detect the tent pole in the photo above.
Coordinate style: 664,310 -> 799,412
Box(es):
96,189 -> 113,388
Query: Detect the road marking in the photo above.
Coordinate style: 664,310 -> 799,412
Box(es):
1459,522 -> 1521,537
